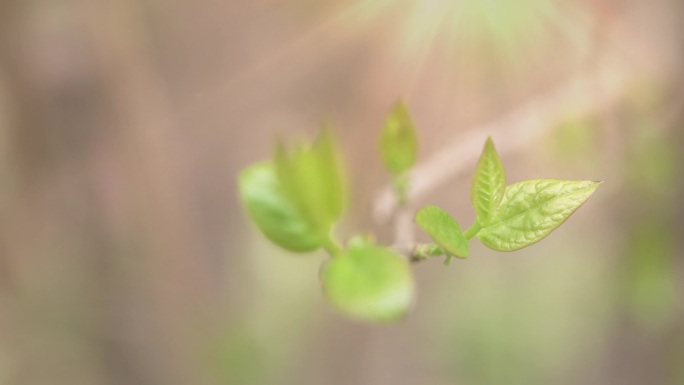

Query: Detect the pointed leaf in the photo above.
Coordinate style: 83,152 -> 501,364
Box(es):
274,130 -> 347,235
239,162 -> 321,252
321,243 -> 414,323
312,128 -> 346,220
275,140 -> 323,231
477,179 -> 600,251
415,205 -> 469,258
379,102 -> 418,174
471,137 -> 506,226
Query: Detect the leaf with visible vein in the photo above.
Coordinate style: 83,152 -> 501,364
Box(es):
477,179 -> 600,251
471,137 -> 506,226
415,205 -> 469,258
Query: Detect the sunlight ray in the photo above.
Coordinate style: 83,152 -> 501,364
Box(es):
183,0 -> 395,113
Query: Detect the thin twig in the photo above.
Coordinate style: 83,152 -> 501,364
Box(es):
373,59 -> 633,223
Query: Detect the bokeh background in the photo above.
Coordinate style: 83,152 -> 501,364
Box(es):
1,0 -> 683,384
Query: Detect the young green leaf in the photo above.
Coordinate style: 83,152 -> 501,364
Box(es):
312,128 -> 346,220
379,102 -> 418,174
415,205 -> 469,258
274,130 -> 346,235
477,179 -> 600,251
239,162 -> 321,252
471,137 -> 506,226
321,242 -> 414,323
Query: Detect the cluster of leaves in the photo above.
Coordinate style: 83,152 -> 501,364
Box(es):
239,103 -> 600,323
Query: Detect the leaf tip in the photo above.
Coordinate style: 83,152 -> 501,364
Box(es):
318,120 -> 336,134
588,180 -> 603,191
484,136 -> 498,152
393,98 -> 408,111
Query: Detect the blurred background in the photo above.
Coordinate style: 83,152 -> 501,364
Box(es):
0,0 -> 683,384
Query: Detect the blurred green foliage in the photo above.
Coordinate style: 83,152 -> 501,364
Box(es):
379,102 -> 418,175
322,239 -> 415,322
2,0 -> 682,384
239,162 -> 323,252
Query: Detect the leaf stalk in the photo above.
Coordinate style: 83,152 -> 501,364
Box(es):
463,222 -> 482,240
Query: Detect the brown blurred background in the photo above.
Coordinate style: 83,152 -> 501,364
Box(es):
0,0 -> 683,384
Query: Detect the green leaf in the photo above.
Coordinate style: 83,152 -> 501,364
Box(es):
379,102 -> 418,174
345,234 -> 375,249
312,128 -> 346,220
239,162 -> 321,252
321,242 -> 414,323
471,137 -> 506,226
477,179 -> 600,251
274,130 -> 346,235
415,205 -> 469,258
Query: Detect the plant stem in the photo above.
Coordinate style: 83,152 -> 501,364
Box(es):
392,172 -> 409,207
409,243 -> 445,263
463,222 -> 482,240
392,171 -> 414,249
322,233 -> 343,257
